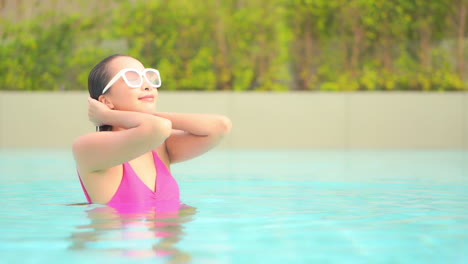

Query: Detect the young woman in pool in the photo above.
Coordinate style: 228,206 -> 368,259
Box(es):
73,54 -> 232,207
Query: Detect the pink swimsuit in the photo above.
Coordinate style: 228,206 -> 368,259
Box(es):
78,151 -> 182,212
78,152 -> 191,258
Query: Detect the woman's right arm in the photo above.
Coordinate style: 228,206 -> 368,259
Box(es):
72,98 -> 172,173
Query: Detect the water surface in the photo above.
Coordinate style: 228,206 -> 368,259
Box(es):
0,149 -> 467,263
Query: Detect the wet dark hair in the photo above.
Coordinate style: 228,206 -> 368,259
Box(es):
88,54 -> 131,132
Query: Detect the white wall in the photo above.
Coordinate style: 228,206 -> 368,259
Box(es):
0,91 -> 466,149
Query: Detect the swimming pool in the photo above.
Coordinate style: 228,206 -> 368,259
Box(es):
0,149 -> 467,264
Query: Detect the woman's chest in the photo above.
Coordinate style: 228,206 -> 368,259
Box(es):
128,153 -> 157,191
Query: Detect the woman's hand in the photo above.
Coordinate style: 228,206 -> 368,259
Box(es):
88,97 -> 111,126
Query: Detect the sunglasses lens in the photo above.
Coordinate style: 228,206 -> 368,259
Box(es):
124,70 -> 141,86
146,70 -> 161,86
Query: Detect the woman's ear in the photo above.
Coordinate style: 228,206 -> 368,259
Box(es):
98,95 -> 115,109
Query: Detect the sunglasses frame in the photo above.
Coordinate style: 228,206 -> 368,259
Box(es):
102,68 -> 161,94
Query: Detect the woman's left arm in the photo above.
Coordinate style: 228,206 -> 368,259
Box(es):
153,112 -> 232,164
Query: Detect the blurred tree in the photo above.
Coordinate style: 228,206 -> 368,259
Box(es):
0,0 -> 466,91
449,0 -> 467,81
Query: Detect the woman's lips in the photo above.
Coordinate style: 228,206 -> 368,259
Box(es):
139,95 -> 154,101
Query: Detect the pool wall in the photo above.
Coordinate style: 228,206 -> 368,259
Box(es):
0,91 -> 467,149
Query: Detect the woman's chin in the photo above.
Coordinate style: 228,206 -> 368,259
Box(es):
120,102 -> 157,114
140,104 -> 157,114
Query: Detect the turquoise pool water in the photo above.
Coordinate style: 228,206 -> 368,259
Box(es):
0,149 -> 467,264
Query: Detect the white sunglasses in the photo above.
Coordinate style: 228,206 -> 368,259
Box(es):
102,68 -> 162,94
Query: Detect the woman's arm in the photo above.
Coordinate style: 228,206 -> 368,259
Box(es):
73,98 -> 172,173
154,112 -> 232,164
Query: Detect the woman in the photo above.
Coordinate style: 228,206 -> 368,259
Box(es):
73,54 -> 232,208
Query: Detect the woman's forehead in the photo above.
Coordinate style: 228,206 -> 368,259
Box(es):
109,56 -> 144,73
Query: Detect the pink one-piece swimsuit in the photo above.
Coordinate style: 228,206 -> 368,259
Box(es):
78,151 -> 183,212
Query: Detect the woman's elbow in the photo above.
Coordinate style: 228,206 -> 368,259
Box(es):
158,118 -> 173,139
145,117 -> 172,143
217,116 -> 232,136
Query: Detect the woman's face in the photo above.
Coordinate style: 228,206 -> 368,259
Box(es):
100,56 -> 159,114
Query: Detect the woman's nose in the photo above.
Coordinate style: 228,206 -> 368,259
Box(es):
142,77 -> 152,91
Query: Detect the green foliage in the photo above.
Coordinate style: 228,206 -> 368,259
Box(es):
0,0 -> 466,91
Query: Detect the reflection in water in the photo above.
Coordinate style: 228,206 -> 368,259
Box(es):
69,201 -> 197,263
